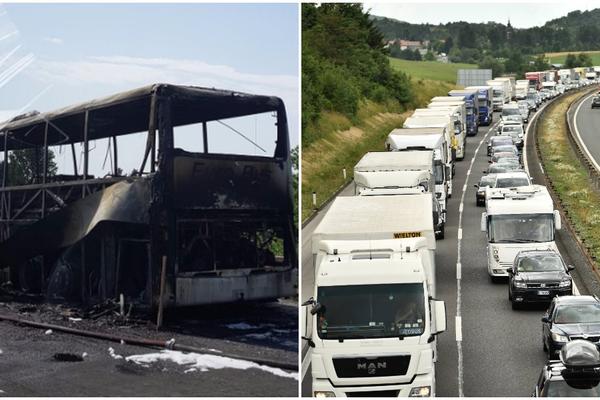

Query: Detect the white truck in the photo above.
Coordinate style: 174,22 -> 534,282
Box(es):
304,195 -> 447,397
403,114 -> 456,172
385,127 -> 453,199
515,80 -> 529,100
412,106 -> 466,160
486,79 -> 510,110
354,151 -> 446,239
481,185 -> 562,281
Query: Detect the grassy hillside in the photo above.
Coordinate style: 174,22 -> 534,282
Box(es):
389,58 -> 477,83
545,51 -> 600,65
302,78 -> 456,222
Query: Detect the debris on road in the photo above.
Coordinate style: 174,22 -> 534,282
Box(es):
108,347 -> 123,360
68,317 -> 82,322
125,350 -> 299,380
44,329 -> 52,335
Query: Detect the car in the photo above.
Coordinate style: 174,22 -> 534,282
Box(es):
474,174 -> 496,206
499,124 -> 525,148
533,340 -> 600,397
494,171 -> 531,189
486,163 -> 524,174
542,295 -> 600,359
508,249 -> 573,310
488,136 -> 514,156
592,96 -> 600,109
491,153 -> 520,164
518,100 -> 530,122
491,144 -> 519,158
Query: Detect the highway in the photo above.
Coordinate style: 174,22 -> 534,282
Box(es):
301,96 -> 594,396
573,91 -> 600,169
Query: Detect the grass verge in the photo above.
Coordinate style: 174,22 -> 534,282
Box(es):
545,50 -> 600,65
538,91 -> 600,268
389,58 -> 477,83
302,79 -> 455,222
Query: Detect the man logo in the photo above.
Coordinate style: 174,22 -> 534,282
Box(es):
540,283 -> 546,288
357,361 -> 387,375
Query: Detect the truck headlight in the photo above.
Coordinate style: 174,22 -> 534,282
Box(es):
513,280 -> 526,289
559,280 -> 572,288
409,386 -> 431,397
551,332 -> 568,343
492,248 -> 499,262
314,391 -> 336,398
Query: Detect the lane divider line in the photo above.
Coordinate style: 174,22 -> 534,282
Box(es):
455,120 -> 497,397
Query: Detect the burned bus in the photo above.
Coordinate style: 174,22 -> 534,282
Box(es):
0,84 -> 297,308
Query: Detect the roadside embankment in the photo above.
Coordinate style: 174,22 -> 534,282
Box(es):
301,79 -> 455,222
536,87 -> 600,291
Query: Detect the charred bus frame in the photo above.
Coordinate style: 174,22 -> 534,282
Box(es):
0,83 -> 297,307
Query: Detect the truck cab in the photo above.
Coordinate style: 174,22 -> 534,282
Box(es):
465,86 -> 493,126
448,90 -> 480,136
305,195 -> 447,397
481,185 -> 562,281
385,128 -> 452,202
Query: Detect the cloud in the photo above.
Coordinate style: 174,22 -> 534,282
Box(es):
42,37 -> 63,45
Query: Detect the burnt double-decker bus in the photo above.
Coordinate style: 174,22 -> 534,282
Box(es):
0,83 -> 297,308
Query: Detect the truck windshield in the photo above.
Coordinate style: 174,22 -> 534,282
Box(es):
495,177 -> 530,188
502,108 -> 521,117
493,90 -> 503,97
488,213 -> 554,243
434,162 -> 444,184
316,283 -> 426,340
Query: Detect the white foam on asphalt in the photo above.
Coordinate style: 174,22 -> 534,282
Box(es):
44,329 -> 52,335
108,347 -> 124,360
125,349 -> 298,380
225,322 -> 259,330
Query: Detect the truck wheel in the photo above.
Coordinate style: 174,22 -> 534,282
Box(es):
508,289 -> 512,301
511,301 -> 520,310
543,341 -> 548,353
438,224 -> 445,240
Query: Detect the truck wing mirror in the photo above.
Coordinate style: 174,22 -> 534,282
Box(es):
541,316 -> 550,323
481,212 -> 487,232
554,210 -> 562,230
473,184 -> 479,189
301,336 -> 316,348
568,265 -> 575,271
430,300 -> 447,335
301,297 -> 315,307
301,304 -> 316,348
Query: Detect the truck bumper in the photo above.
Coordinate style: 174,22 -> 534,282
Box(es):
175,267 -> 296,306
312,372 -> 435,397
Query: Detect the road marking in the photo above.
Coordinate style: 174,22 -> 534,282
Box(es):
455,316 -> 463,341
466,169 -> 471,177
455,123 -> 496,398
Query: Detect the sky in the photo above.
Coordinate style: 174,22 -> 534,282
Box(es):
0,3 -> 299,176
363,1 -> 597,28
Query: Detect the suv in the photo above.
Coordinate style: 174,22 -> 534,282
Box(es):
533,340 -> 600,397
508,250 -> 573,310
542,296 -> 600,359
592,96 -> 600,109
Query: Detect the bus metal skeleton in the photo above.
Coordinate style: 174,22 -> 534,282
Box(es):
0,83 -> 297,308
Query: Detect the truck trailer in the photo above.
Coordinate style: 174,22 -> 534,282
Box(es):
465,86 -> 493,126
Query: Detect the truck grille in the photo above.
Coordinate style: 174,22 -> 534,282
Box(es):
347,390 -> 400,397
333,355 -> 411,378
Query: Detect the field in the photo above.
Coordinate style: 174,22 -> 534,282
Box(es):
389,57 -> 477,83
545,50 -> 600,65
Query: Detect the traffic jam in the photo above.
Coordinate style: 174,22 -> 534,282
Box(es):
302,67 -> 600,397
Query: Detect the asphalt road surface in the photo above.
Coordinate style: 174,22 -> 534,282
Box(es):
0,300 -> 298,397
301,98 -> 593,396
573,91 -> 600,167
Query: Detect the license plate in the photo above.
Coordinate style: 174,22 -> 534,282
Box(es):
538,290 -> 550,296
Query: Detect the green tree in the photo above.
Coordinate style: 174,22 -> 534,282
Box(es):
424,50 -> 436,61
532,54 -> 550,71
441,36 -> 454,54
479,55 -> 505,77
564,53 -> 578,68
576,52 -> 593,67
6,148 -> 57,186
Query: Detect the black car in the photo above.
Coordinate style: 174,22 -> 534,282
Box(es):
542,295 -> 600,359
592,96 -> 600,109
486,163 -> 524,174
474,174 -> 496,206
533,340 -> 600,397
509,250 -> 573,310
